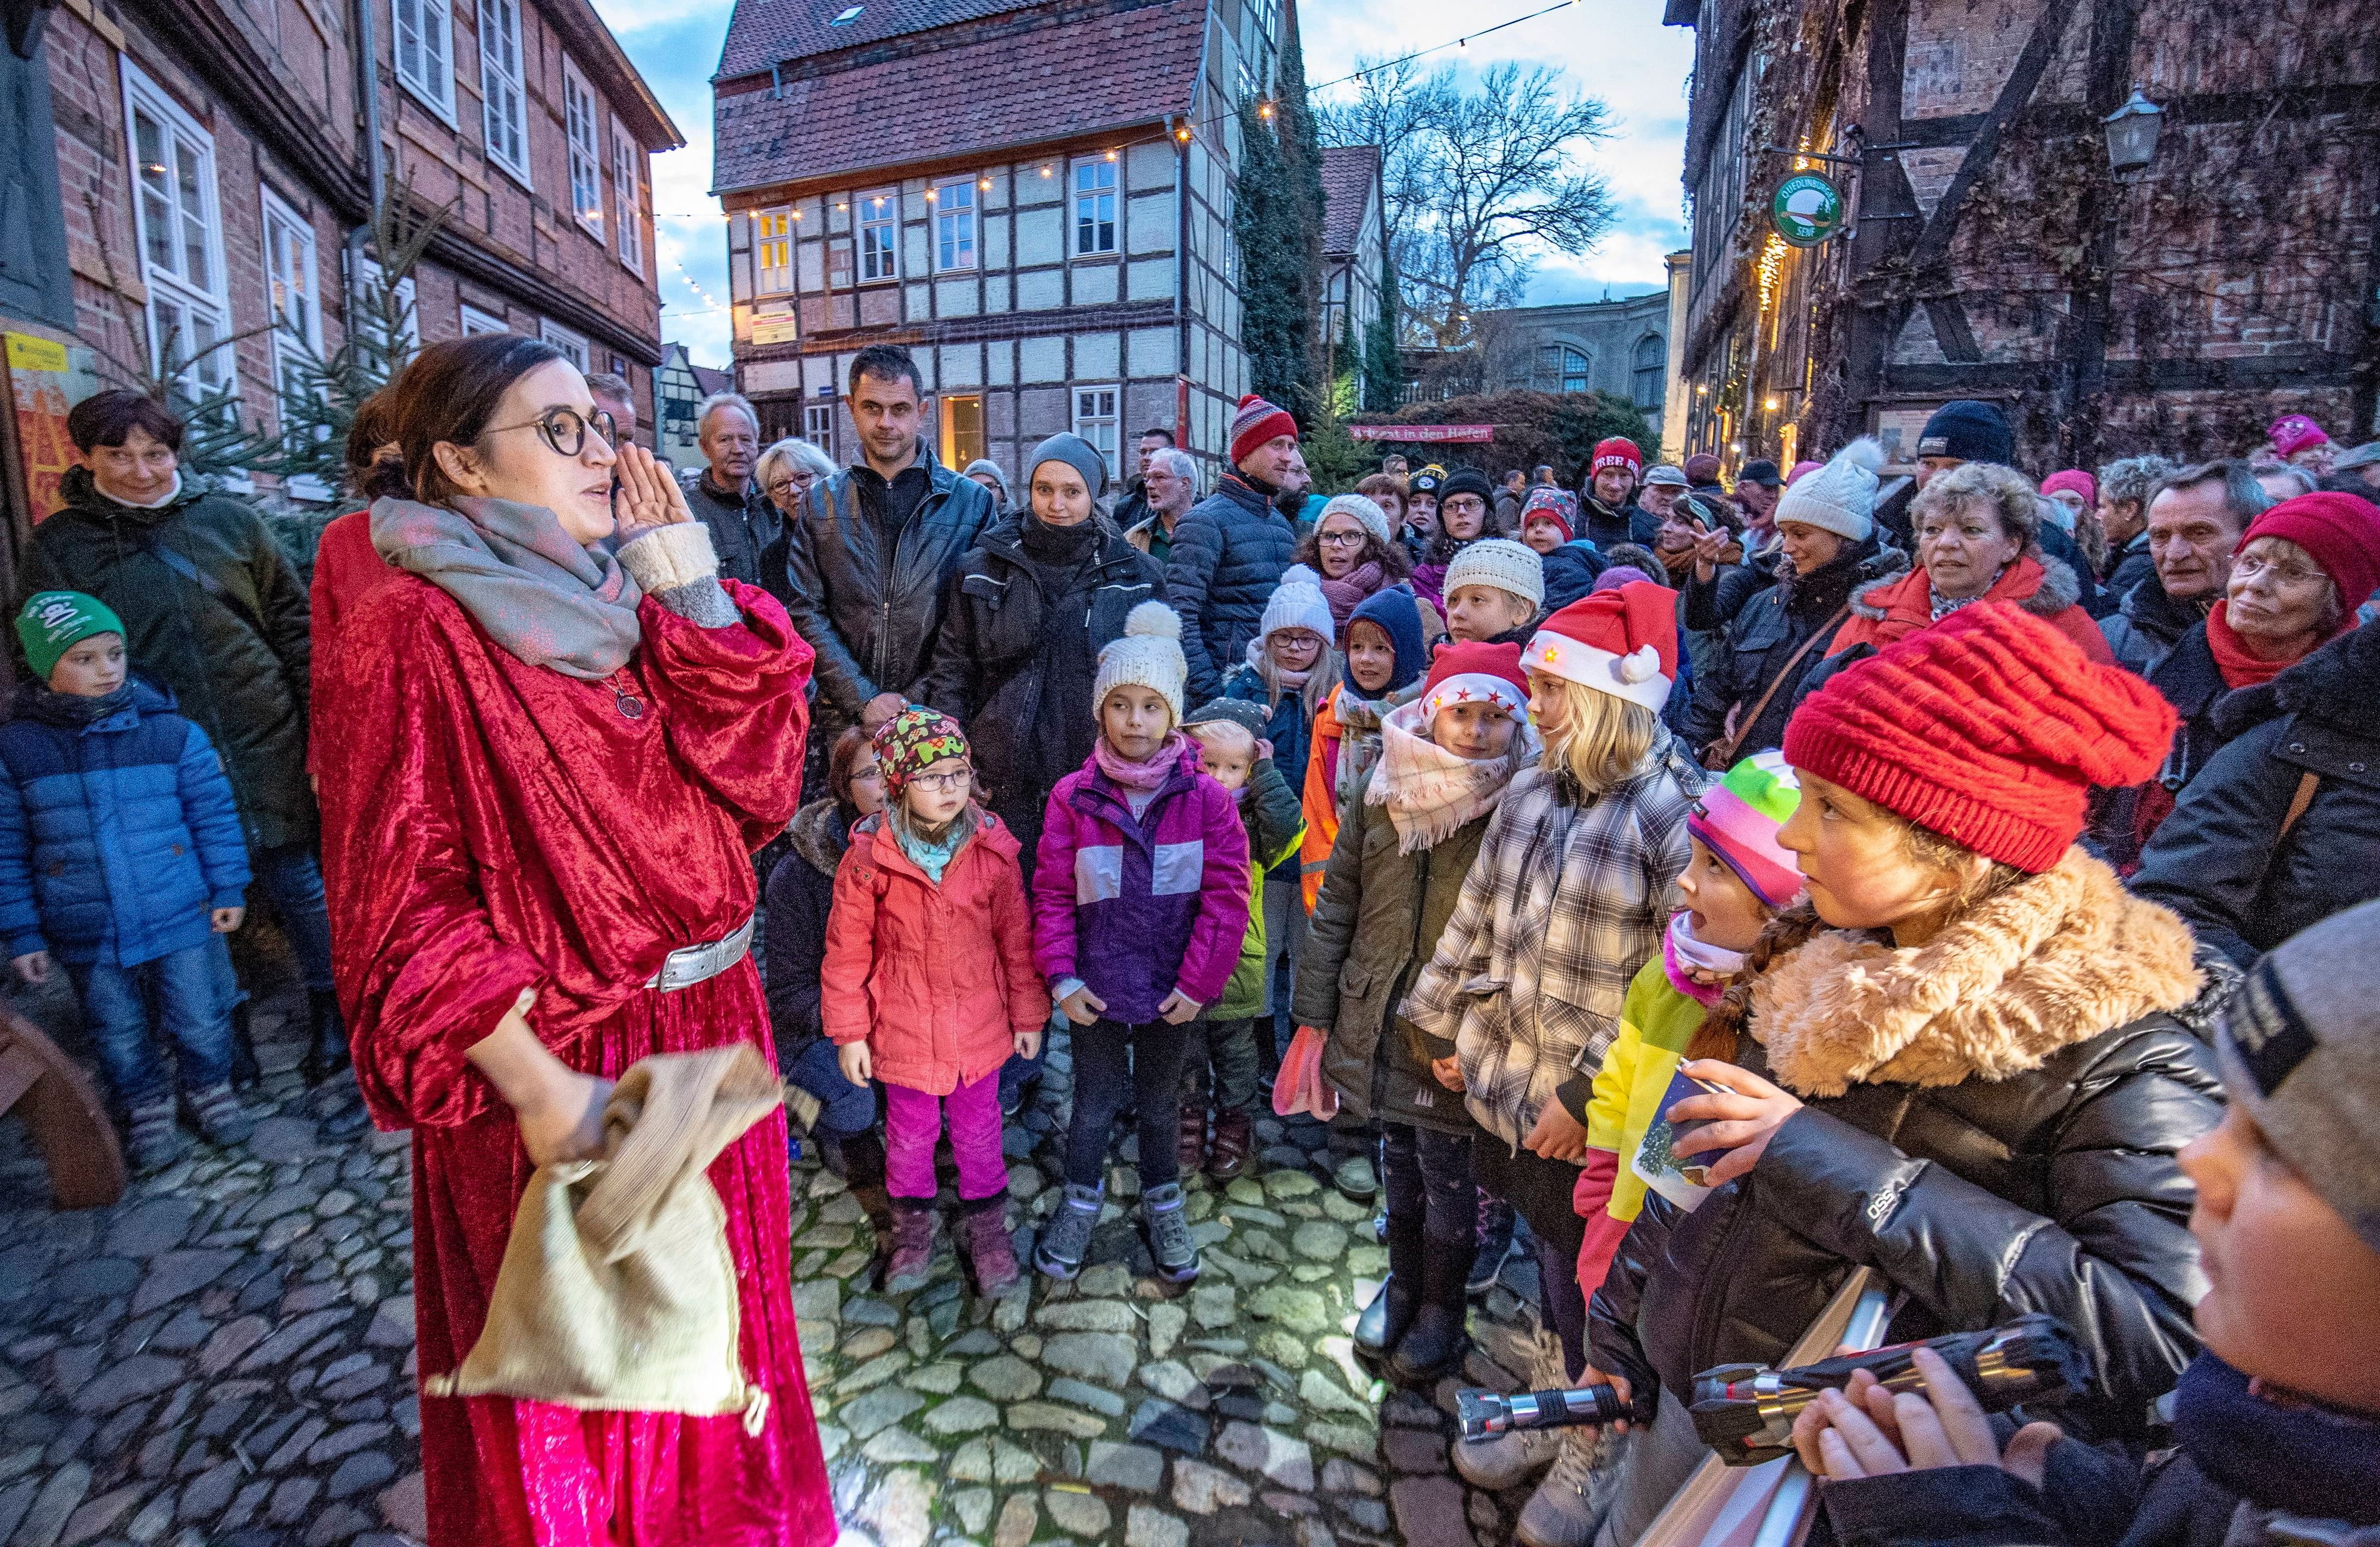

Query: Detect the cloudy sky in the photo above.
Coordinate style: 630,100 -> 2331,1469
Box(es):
593,0 -> 1693,367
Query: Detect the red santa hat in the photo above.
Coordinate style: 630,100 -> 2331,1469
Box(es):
1418,640 -> 1531,724
1521,581 -> 1678,713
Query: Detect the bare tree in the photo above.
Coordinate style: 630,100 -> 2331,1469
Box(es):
1320,61 -> 1618,350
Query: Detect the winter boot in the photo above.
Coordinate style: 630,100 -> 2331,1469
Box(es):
124,1095 -> 190,1174
1177,1104 -> 1207,1173
1355,1207 -> 1426,1371
1035,1182 -> 1104,1280
302,988 -> 352,1083
1333,1153 -> 1379,1201
959,1195 -> 1022,1297
227,1001 -> 262,1092
185,1083 -> 254,1148
1470,1192 -> 1517,1296
1454,1324 -> 1566,1490
1205,1109 -> 1252,1180
1389,1232 -> 1479,1386
1515,1421 -> 1621,1547
1142,1180 -> 1201,1283
884,1199 -> 937,1293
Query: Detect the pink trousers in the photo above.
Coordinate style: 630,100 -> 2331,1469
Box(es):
882,1070 -> 1009,1201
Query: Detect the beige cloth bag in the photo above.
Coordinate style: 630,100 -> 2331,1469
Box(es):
423,1044 -> 783,1433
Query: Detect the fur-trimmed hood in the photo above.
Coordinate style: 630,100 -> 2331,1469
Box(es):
1746,850 -> 2201,1098
787,798 -> 851,880
1846,547 -> 2081,625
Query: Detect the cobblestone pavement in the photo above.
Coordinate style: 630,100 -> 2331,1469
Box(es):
0,1011 -> 1550,1547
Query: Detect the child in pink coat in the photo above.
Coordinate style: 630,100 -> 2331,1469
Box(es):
823,706 -> 1046,1297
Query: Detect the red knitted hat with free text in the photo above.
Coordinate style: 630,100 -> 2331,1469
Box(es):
1590,437 -> 1643,478
1229,394 -> 1299,466
1782,602 -> 2178,872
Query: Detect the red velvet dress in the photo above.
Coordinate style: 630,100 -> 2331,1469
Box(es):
315,568 -> 834,1547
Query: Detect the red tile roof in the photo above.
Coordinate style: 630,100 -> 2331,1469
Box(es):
712,0 -> 1207,195
1320,144 -> 1379,259
719,0 -> 1049,82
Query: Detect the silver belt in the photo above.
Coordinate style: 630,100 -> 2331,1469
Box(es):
646,915 -> 756,991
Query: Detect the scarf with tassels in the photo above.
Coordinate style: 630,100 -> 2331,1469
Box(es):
1333,679 -> 1425,811
1366,698 -> 1536,853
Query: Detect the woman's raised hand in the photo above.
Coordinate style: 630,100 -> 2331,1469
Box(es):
613,442 -> 694,542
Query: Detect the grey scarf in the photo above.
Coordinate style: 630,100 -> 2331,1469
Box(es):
371,496 -> 643,679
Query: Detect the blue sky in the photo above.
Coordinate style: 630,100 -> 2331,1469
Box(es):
591,0 -> 1693,367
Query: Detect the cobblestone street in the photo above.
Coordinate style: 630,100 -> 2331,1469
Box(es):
0,1007 -> 1549,1547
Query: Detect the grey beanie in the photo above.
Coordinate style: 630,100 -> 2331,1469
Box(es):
2215,898 -> 2380,1253
962,458 -> 1010,499
1025,433 -> 1108,500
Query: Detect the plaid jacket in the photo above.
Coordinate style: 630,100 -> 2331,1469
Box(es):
1403,737 -> 1709,1151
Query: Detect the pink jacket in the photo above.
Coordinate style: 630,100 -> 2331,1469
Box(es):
822,810 -> 1046,1095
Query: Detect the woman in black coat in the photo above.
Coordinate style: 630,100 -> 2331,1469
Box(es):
918,433 -> 1161,868
2132,621 -> 2380,967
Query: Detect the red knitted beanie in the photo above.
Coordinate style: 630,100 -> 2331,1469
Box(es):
1781,602 -> 2178,872
1229,394 -> 1299,466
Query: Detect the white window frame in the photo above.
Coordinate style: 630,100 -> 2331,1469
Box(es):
560,56 -> 604,242
260,188 -> 321,404
393,0 -> 456,123
479,0 -> 530,185
460,302 -> 510,337
753,206 -> 794,296
804,401 -> 836,461
1073,384 -> 1119,479
121,62 -> 234,400
1072,158 -> 1118,257
933,177 -> 976,273
857,188 -> 898,283
610,116 -> 644,274
541,318 -> 590,369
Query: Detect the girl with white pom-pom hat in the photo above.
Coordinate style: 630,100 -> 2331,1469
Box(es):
1029,599 -> 1252,1284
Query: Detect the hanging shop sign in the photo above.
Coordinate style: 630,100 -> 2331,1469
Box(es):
1770,173 -> 1847,248
1349,423 -> 1496,443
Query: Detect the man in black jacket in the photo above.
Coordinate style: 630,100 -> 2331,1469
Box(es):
779,345 -> 996,743
1166,393 -> 1300,703
678,391 -> 779,590
1110,426 -> 1175,536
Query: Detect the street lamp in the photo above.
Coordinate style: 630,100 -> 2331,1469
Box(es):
2103,84 -> 2163,175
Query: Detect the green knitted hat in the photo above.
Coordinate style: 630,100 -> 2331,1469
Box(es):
17,591 -> 124,681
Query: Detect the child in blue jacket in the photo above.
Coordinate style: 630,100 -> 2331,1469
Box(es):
1,592 -> 254,1172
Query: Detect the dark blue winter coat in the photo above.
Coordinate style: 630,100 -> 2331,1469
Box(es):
1164,473 -> 1299,702
0,680 -> 252,967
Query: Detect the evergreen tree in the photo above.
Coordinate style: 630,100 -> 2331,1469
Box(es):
1233,27 -> 1326,421
1361,250 -> 1404,412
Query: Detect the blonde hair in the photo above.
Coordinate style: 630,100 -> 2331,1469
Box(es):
1533,676 -> 1659,793
1184,719 -> 1256,758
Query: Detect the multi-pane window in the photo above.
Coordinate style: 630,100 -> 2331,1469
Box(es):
804,402 -> 836,461
123,65 -> 231,397
934,178 -> 976,272
1073,159 -> 1117,255
562,58 -> 603,240
754,208 -> 794,295
1538,344 -> 1590,394
858,189 -> 897,282
480,0 -> 528,181
939,394 -> 984,469
1073,385 -> 1119,478
394,0 -> 454,118
1632,334 -> 1666,409
541,319 -> 590,369
460,303 -> 509,336
261,191 -> 320,401
612,117 -> 643,273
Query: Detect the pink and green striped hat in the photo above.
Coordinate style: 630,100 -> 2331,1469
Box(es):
1688,751 -> 1805,909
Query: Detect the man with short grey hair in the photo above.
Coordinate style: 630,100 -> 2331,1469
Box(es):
680,391 -> 778,587
1125,447 -> 1198,566
585,372 -> 638,450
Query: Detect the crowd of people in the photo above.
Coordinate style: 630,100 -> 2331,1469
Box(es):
8,336 -> 2379,1547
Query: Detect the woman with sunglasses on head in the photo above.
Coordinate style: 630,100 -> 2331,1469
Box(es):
312,335 -> 832,1547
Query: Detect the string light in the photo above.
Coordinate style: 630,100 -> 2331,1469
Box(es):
1755,233 -> 1786,315
1302,0 -> 1579,96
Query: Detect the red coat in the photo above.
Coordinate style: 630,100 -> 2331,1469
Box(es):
306,509 -> 389,775
1828,553 -> 2113,665
821,809 -> 1045,1094
315,569 -> 833,1547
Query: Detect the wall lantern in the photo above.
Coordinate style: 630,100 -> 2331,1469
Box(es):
2103,84 -> 2163,175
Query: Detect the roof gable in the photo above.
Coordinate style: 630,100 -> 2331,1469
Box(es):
1320,145 -> 1380,258
718,0 -> 1053,82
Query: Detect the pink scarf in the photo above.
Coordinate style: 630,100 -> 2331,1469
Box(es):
1094,731 -> 1187,793
1320,560 -> 1387,632
1662,910 -> 1747,1006
1365,700 -> 1535,853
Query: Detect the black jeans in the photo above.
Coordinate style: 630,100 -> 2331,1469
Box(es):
1381,1123 -> 1476,1245
1181,1016 -> 1261,1114
1065,1017 -> 1191,1191
1476,1140 -> 1591,1377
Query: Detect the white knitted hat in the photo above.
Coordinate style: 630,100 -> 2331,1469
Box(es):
1441,538 -> 1545,608
1259,564 -> 1336,644
1094,601 -> 1189,721
1316,493 -> 1392,549
1771,437 -> 1885,542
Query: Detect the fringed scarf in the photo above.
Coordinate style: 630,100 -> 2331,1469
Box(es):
1366,698 -> 1536,852
1333,679 -> 1425,812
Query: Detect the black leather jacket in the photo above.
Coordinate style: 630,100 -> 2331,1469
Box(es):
778,441 -> 995,728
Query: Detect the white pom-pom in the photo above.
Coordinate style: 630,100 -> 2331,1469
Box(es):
1837,436 -> 1886,475
1279,564 -> 1324,591
1617,644 -> 1660,684
1125,599 -> 1182,640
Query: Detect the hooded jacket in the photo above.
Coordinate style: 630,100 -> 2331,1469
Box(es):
778,441 -> 995,731
0,679 -> 252,967
762,799 -> 851,1059
24,467 -> 314,850
1208,756 -> 1305,1022
1678,537 -> 1906,763
1825,549 -> 2111,664
1031,741 -> 1251,1023
1164,473 -> 1298,703
1589,853 -> 2223,1443
2100,568 -> 2207,675
821,809 -> 1045,1095
2132,621 -> 2380,967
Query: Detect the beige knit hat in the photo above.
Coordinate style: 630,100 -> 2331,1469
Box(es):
1094,600 -> 1189,721
1442,537 -> 1545,608
1771,437 -> 1885,541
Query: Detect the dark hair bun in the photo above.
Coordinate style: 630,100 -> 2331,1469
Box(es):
361,455 -> 412,503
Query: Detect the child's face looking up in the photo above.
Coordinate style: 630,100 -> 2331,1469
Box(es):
1345,621 -> 1396,694
1432,700 -> 1517,763
50,633 -> 126,699
1191,725 -> 1255,792
1269,628 -> 1325,675
1100,685 -> 1173,762
1676,835 -> 1771,953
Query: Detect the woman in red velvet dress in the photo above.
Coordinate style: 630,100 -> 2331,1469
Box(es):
314,334 -> 834,1546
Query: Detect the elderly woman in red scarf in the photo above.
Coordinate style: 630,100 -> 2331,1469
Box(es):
315,334 -> 831,1546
